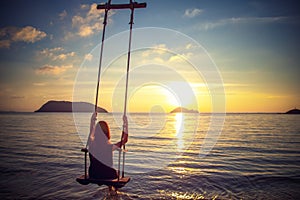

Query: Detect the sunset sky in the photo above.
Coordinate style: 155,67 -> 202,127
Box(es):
0,0 -> 299,112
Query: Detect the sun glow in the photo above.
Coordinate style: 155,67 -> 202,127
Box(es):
165,81 -> 197,109
128,84 -> 181,113
162,87 -> 180,107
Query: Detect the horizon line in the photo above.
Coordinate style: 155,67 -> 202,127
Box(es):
0,110 -> 290,114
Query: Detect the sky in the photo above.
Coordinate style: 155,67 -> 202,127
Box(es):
0,0 -> 299,113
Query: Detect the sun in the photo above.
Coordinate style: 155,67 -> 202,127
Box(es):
163,81 -> 196,108
163,88 -> 180,107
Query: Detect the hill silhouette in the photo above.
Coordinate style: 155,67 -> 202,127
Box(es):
285,108 -> 300,114
170,107 -> 198,113
35,100 -> 108,113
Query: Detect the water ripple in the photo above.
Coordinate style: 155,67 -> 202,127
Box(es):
0,113 -> 299,199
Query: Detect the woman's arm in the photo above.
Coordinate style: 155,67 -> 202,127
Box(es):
113,115 -> 129,150
112,131 -> 128,151
87,112 -> 97,145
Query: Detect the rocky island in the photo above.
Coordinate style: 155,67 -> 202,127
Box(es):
35,100 -> 108,113
170,107 -> 198,113
285,108 -> 300,114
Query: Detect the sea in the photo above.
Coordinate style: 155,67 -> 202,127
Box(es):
0,112 -> 299,199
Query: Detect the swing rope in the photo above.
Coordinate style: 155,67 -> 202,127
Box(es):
83,1 -> 111,179
94,0 -> 111,115
119,0 -> 135,179
85,0 -> 110,154
81,0 -> 146,182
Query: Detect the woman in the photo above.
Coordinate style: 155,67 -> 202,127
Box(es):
87,112 -> 128,179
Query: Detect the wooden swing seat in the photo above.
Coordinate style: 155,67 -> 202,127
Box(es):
76,174 -> 130,188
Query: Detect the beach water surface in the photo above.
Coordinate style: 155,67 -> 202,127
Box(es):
0,113 -> 299,199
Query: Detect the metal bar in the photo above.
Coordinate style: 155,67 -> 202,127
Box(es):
118,149 -> 121,181
84,150 -> 87,179
97,2 -> 146,10
122,149 -> 125,178
81,148 -> 88,179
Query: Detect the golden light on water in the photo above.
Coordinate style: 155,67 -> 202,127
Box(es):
170,191 -> 208,200
175,113 -> 185,150
175,113 -> 184,134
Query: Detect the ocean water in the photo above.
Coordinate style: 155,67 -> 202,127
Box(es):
0,112 -> 299,199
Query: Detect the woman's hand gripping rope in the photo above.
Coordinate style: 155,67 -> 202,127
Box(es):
122,115 -> 128,145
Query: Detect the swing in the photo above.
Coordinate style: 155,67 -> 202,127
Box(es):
76,148 -> 131,188
76,0 -> 146,189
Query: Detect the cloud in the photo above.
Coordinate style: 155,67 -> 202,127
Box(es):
266,95 -> 287,99
0,26 -> 47,48
0,40 -> 11,48
63,32 -> 75,41
84,53 -> 93,61
199,16 -> 291,30
11,26 -> 47,43
184,8 -> 203,18
168,54 -> 182,63
53,52 -> 75,61
80,4 -> 89,10
10,95 -> 25,99
59,10 -> 67,20
168,52 -> 193,64
78,25 -> 94,37
33,82 -> 47,86
141,44 -> 168,58
40,47 -> 64,57
185,43 -> 195,50
39,47 -> 75,61
36,65 -> 73,75
72,15 -> 85,26
152,44 -> 167,55
71,3 -> 109,38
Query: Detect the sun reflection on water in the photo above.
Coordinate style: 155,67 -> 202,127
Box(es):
175,113 -> 184,135
158,190 -> 216,200
175,113 -> 185,150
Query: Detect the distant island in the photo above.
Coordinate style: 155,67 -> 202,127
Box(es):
285,108 -> 300,114
35,100 -> 108,113
170,107 -> 198,113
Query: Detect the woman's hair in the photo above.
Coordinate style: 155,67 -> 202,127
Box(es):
98,121 -> 110,140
